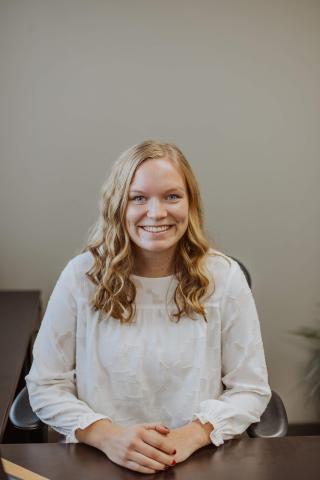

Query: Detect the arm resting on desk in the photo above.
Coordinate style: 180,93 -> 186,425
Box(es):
25,260 -> 110,443
193,262 -> 272,446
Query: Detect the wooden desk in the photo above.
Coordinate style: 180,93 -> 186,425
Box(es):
0,291 -> 42,442
1,436 -> 319,480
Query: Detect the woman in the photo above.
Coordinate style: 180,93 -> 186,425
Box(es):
26,140 -> 271,474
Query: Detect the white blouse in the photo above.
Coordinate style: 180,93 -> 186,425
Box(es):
25,249 -> 272,447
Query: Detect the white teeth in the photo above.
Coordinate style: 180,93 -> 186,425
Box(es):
141,226 -> 171,232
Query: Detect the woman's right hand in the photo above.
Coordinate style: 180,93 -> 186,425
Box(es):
99,422 -> 176,474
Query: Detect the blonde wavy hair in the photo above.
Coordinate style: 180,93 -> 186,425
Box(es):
82,140 -> 226,323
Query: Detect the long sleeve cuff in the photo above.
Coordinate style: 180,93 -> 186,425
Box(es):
192,398 -> 264,446
65,413 -> 113,443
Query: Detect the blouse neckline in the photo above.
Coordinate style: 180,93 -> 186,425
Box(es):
131,273 -> 175,280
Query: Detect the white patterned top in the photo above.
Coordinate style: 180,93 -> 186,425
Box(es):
25,249 -> 271,446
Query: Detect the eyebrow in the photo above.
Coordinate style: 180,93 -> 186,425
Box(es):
129,187 -> 185,194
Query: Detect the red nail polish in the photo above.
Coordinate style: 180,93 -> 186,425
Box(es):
172,449 -> 176,455
171,460 -> 176,466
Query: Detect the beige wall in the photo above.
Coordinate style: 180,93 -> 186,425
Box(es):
1,0 -> 319,423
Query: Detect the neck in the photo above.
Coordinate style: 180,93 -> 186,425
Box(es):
132,246 -> 176,277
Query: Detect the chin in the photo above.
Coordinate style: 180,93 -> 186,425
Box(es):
143,244 -> 174,252
137,241 -> 177,253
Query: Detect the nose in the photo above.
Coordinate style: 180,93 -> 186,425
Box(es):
146,198 -> 167,220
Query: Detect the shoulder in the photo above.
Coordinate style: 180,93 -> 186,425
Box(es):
204,247 -> 238,280
63,251 -> 96,296
69,250 -> 95,273
203,248 -> 244,302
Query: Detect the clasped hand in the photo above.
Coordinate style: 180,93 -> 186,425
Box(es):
100,422 -> 200,474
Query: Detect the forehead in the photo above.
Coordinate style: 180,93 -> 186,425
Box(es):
129,157 -> 186,191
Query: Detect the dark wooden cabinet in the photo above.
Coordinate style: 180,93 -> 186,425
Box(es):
0,291 -> 42,443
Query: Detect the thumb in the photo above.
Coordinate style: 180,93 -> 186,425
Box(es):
155,424 -> 170,435
143,423 -> 171,434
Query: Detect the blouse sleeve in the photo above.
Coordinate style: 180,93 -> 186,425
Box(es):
193,260 -> 272,446
25,260 -> 111,443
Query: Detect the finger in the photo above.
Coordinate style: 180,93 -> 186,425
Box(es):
143,422 -> 169,431
124,459 -> 157,474
128,449 -> 167,472
142,429 -> 175,455
143,423 -> 171,437
137,439 -> 175,467
154,424 -> 170,435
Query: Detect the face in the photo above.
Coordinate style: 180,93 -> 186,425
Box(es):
125,157 -> 189,255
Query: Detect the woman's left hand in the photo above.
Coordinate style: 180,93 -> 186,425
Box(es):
155,420 -> 213,465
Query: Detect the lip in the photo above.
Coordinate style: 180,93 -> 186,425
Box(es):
139,225 -> 174,235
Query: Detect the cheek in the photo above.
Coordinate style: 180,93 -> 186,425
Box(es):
126,208 -> 144,231
173,203 -> 188,222
126,206 -> 138,223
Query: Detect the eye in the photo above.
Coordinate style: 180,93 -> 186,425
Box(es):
132,195 -> 146,203
130,193 -> 180,203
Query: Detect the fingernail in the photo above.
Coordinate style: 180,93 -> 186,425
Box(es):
171,460 -> 176,466
172,449 -> 176,455
161,424 -> 170,430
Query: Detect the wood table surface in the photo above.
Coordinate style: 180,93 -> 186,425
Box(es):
1,436 -> 319,480
0,291 -> 41,441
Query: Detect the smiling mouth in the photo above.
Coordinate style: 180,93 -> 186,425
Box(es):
139,225 -> 173,233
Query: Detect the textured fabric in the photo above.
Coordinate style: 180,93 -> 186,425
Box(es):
25,249 -> 271,446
